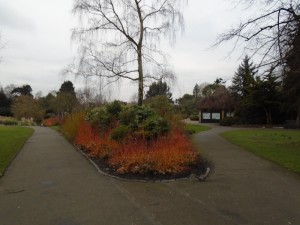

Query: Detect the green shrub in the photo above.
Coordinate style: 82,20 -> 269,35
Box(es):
110,125 -> 130,141
3,119 -> 18,126
106,100 -> 122,118
119,106 -> 137,125
220,117 -> 235,126
190,114 -> 199,121
86,107 -> 113,132
143,116 -> 170,139
135,106 -> 156,124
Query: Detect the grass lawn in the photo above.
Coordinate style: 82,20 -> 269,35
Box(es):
49,126 -> 61,132
221,129 -> 300,174
185,124 -> 211,134
0,126 -> 34,176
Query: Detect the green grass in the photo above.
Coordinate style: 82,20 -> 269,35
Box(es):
185,124 -> 211,134
49,126 -> 61,132
0,126 -> 34,176
221,129 -> 300,174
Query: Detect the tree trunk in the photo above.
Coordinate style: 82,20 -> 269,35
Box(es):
137,50 -> 143,106
297,105 -> 300,128
263,107 -> 272,125
135,0 -> 144,106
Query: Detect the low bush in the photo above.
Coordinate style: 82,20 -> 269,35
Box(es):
110,125 -> 130,142
42,116 -> 63,127
190,114 -> 199,121
109,129 -> 199,174
61,112 -> 85,141
220,117 -> 235,126
2,119 -> 18,126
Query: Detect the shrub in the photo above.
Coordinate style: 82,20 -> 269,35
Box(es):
106,100 -> 122,118
190,114 -> 199,121
119,106 -> 136,125
3,119 -> 18,126
143,116 -> 170,140
110,125 -> 130,142
86,107 -> 114,132
61,112 -> 85,141
42,116 -> 63,126
220,117 -> 235,126
109,130 -> 199,174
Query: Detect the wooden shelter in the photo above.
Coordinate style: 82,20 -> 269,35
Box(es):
198,86 -> 235,123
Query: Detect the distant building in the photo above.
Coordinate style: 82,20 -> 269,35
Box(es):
198,86 -> 235,123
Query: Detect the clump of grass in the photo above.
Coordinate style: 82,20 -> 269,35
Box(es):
184,124 -> 211,135
61,112 -> 85,141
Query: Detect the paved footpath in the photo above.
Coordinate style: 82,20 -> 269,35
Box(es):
1,126 -> 300,225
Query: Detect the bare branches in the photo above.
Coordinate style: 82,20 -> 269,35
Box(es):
72,0 -> 187,104
215,0 -> 300,72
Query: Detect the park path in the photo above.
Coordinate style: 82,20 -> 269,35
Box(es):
0,125 -> 300,225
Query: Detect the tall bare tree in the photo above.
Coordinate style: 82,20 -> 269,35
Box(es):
72,0 -> 186,105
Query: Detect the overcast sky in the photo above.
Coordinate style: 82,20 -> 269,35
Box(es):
0,0 -> 251,101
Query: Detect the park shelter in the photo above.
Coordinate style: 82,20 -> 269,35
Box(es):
198,86 -> 235,123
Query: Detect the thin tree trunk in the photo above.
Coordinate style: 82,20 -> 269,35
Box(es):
137,50 -> 143,106
297,105 -> 300,128
135,0 -> 144,106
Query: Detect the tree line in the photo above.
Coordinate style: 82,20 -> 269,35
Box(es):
0,81 -> 78,123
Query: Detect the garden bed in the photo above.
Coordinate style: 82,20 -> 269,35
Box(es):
58,101 -> 212,181
78,145 -> 211,181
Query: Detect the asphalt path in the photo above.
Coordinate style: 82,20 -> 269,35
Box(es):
0,125 -> 300,225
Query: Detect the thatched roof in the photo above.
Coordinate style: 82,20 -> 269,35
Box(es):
199,86 -> 235,110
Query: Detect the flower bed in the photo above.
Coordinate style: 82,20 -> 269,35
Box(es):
61,102 -> 208,179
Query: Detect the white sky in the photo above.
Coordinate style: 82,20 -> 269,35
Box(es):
0,0 -> 251,101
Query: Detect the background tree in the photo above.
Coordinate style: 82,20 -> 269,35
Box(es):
59,80 -> 76,95
11,95 -> 44,123
230,55 -> 256,99
145,80 -> 172,101
244,71 -> 282,125
72,0 -> 186,106
11,84 -> 33,98
176,94 -> 195,117
201,78 -> 224,97
216,0 -> 300,126
54,81 -> 79,116
192,84 -> 200,98
0,88 -> 12,116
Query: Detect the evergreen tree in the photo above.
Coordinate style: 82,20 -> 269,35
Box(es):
0,88 -> 12,116
230,55 -> 256,99
283,23 -> 300,126
11,84 -> 33,98
145,80 -> 172,101
59,81 -> 76,96
192,84 -> 200,98
245,70 -> 282,125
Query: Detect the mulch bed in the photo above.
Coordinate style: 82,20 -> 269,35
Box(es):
78,147 -> 212,181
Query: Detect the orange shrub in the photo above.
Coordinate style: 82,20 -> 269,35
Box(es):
109,129 -> 199,174
75,121 -> 119,158
42,116 -> 63,126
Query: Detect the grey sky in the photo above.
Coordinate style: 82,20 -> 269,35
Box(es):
0,0 -> 249,101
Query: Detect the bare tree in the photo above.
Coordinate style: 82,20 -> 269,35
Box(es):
72,0 -> 186,105
216,0 -> 300,70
